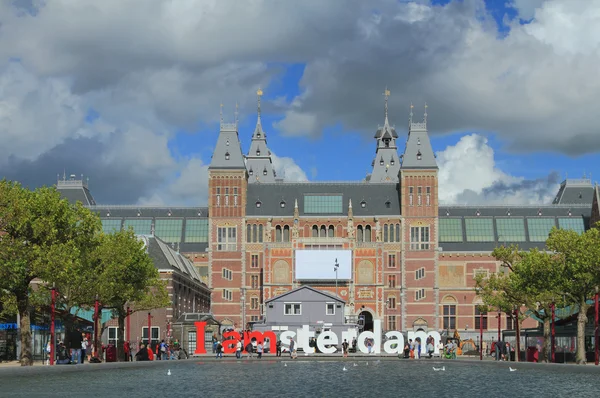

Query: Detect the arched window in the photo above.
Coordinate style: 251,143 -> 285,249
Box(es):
357,225 -> 364,242
283,225 -> 290,242
365,225 -> 372,242
246,224 -> 252,242
384,224 -> 388,242
328,225 -> 334,238
395,224 -> 400,242
320,225 -> 326,237
312,225 -> 319,237
252,224 -> 257,243
258,224 -> 263,243
276,225 -> 282,242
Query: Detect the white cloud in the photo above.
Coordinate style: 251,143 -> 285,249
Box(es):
271,152 -> 308,181
437,134 -> 560,205
509,0 -> 548,20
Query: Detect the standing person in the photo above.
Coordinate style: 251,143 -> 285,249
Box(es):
276,340 -> 282,357
235,339 -> 242,359
257,342 -> 263,359
289,339 -> 296,359
124,341 -> 131,362
246,340 -> 254,358
415,338 -> 421,359
215,341 -> 223,359
81,334 -> 88,363
367,339 -> 373,354
342,339 -> 349,358
45,341 -> 51,365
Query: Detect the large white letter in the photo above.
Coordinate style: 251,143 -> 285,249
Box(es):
316,331 -> 338,354
280,331 -> 297,350
408,331 -> 428,356
383,331 -> 404,354
341,328 -> 357,346
427,331 -> 442,355
357,319 -> 382,354
298,325 -> 314,353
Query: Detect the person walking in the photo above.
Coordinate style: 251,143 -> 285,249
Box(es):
215,341 -> 223,359
257,342 -> 263,359
236,340 -> 242,359
342,339 -> 349,358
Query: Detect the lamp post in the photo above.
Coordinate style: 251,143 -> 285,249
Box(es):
551,300 -> 556,363
334,258 -> 339,297
497,311 -> 501,342
93,294 -> 99,359
50,284 -> 56,366
241,287 -> 246,331
515,307 -> 521,362
479,310 -> 483,361
147,312 -> 152,347
595,286 -> 599,366
126,306 -> 131,345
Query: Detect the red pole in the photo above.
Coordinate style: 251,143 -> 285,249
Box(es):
479,311 -> 483,361
147,312 -> 152,346
551,302 -> 556,363
515,308 -> 521,362
595,291 -> 599,366
126,306 -> 131,344
93,295 -> 99,358
50,285 -> 56,366
497,311 -> 501,342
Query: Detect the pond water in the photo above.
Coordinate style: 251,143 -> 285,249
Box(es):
2,359 -> 599,397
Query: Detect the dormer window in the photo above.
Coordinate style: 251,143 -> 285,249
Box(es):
417,138 -> 421,145
249,168 -> 253,175
256,149 -> 261,156
416,150 -> 422,160
390,158 -> 395,166
263,168 -> 268,176
360,200 -> 366,208
225,152 -> 230,160
384,138 -> 390,148
256,200 -> 262,208
379,158 -> 384,166
280,201 -> 286,208
476,210 -> 480,216
385,200 -> 391,208
538,209 -> 542,216
226,140 -> 230,146
257,132 -> 261,138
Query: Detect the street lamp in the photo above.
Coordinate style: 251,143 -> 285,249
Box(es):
50,283 -> 56,366
334,258 -> 339,297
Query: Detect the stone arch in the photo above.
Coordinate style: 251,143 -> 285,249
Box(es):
273,260 -> 290,284
357,260 -> 374,284
441,295 -> 458,304
412,317 -> 428,332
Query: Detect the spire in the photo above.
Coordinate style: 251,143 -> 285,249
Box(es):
409,102 -> 414,127
423,102 -> 428,125
219,103 -> 224,126
246,88 -> 275,183
383,87 -> 390,126
402,102 -> 437,170
234,102 -> 239,126
257,88 -> 263,124
210,103 -> 245,170
369,90 -> 400,183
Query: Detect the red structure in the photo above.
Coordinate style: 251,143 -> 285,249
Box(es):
515,308 -> 521,362
595,291 -> 599,366
50,285 -> 56,366
479,311 -> 483,361
147,312 -> 152,346
551,302 -> 556,363
93,295 -> 99,358
497,311 -> 501,342
126,306 -> 131,343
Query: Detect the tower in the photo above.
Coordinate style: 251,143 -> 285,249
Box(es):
399,103 -> 439,331
208,106 -> 248,328
246,89 -> 276,183
368,88 -> 401,183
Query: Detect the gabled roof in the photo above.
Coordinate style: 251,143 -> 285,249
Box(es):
141,235 -> 206,285
265,285 -> 345,304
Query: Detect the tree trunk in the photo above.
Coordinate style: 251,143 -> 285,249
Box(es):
117,312 -> 126,362
541,317 -> 550,363
17,294 -> 32,366
576,300 -> 589,364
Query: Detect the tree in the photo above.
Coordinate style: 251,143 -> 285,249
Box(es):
0,180 -> 99,366
546,226 -> 600,364
93,230 -> 169,361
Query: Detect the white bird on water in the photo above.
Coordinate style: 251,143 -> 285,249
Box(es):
432,366 -> 445,372
343,366 -> 348,371
167,369 -> 171,376
353,363 -> 358,367
284,363 -> 288,367
509,367 -> 517,372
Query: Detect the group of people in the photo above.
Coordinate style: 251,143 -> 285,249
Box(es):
212,335 -> 300,359
134,339 -> 188,361
46,331 -> 93,365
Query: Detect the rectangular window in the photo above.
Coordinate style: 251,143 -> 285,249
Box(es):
284,303 -> 301,315
108,326 -> 118,346
475,307 -> 488,330
496,218 -> 526,242
187,331 -> 196,356
388,275 -> 396,288
251,254 -> 259,268
250,315 -> 260,322
142,326 -> 160,345
439,218 -> 463,242
251,275 -> 259,289
417,187 -> 422,206
387,315 -> 397,331
216,187 -> 220,207
222,289 -> 233,301
410,226 -> 430,250
251,297 -> 259,310
409,186 -> 414,206
558,217 -> 585,234
473,269 -> 489,280
185,219 -> 209,243
527,218 -> 556,242
303,194 -> 343,214
506,313 -> 514,330
222,268 -> 233,281
426,187 -> 431,206
225,188 -> 229,206
154,219 -> 183,243
326,303 -> 335,315
388,254 -> 396,268
217,226 -> 237,251
415,267 -> 425,280
101,219 -> 122,234
415,288 -> 425,301
123,219 -> 152,235
443,305 -> 456,330
388,296 -> 396,309
465,218 -> 495,242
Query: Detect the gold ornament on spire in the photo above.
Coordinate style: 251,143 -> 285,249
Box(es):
257,88 -> 263,119
383,87 -> 391,121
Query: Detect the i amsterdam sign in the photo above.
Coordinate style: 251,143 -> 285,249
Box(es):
193,320 -> 443,355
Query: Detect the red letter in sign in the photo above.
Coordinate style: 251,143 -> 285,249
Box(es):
194,321 -> 207,354
222,331 -> 241,354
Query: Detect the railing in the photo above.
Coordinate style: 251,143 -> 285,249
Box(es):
410,122 -> 427,130
220,122 -> 237,130
57,180 -> 87,188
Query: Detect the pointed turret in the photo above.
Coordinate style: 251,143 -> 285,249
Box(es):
368,88 -> 401,183
401,103 -> 437,170
209,104 -> 246,170
246,89 -> 276,183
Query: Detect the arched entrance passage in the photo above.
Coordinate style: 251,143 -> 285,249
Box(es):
358,311 -> 374,332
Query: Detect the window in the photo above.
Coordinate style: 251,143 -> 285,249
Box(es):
410,226 -> 430,250
388,254 -> 396,268
496,218 -> 526,242
250,315 -> 260,322
326,303 -> 335,315
251,297 -> 259,310
409,186 -> 414,206
465,218 -> 495,242
312,225 -> 319,237
216,187 -> 220,207
475,306 -> 488,330
258,225 -> 263,242
388,296 -> 396,309
185,219 -> 208,242
388,224 -> 394,242
108,326 -> 118,346
415,267 -> 425,280
187,331 -> 196,356
388,275 -> 396,288
222,289 -> 233,301
473,269 -> 489,280
251,275 -> 259,289
234,187 -> 238,207
217,226 -> 236,251
284,303 -> 301,315
527,218 -> 556,242
225,187 -> 229,206
155,219 -> 183,243
276,226 -> 282,242
101,219 -> 122,234
251,254 -> 259,268
357,225 -> 363,241
426,187 -> 431,206
247,224 -> 252,242
328,225 -> 334,238
443,305 -> 456,330
252,224 -> 258,242
284,226 -> 291,241
142,326 -> 159,345
123,219 -> 152,235
384,224 -> 388,242
384,224 -> 399,242
387,316 -> 397,331
364,226 -> 372,242
222,268 -> 233,281
439,218 -> 463,242
320,225 -> 326,237
506,313 -> 514,330
304,194 -> 343,214
415,289 -> 425,301
558,217 -> 585,234
417,187 -> 422,206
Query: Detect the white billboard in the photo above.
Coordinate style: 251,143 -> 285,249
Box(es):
295,250 -> 352,280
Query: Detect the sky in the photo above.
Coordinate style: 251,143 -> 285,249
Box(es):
0,0 -> 599,206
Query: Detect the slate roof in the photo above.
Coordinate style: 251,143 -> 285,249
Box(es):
370,116 -> 402,183
246,182 -> 401,217
265,285 -> 345,304
209,122 -> 246,170
141,235 -> 205,284
401,121 -> 438,169
56,178 -> 96,205
246,114 -> 276,183
552,179 -> 595,205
